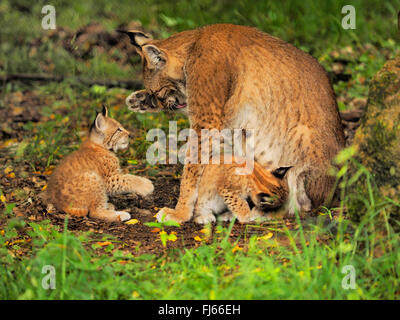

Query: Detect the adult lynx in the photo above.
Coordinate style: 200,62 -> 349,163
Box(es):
44,106 -> 154,222
120,24 -> 345,223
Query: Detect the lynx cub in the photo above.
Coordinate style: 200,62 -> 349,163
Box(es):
44,106 -> 154,222
159,156 -> 291,224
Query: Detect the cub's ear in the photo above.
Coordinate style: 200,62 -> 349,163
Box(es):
94,112 -> 106,132
117,30 -> 152,52
101,104 -> 108,117
272,166 -> 292,179
142,44 -> 166,69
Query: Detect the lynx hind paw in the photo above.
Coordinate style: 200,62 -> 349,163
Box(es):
156,207 -> 184,223
217,211 -> 234,222
236,207 -> 264,224
115,211 -> 131,222
194,212 -> 216,224
46,203 -> 56,213
107,203 -> 115,211
136,177 -> 154,197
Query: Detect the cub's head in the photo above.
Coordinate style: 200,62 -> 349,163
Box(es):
89,106 -> 131,152
118,30 -> 187,113
250,165 -> 292,211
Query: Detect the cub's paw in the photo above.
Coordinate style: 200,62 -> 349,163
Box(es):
156,207 -> 188,223
115,211 -> 131,222
194,212 -> 216,224
135,177 -> 154,197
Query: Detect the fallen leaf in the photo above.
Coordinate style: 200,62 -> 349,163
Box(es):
4,167 -> 13,174
125,219 -> 139,225
258,232 -> 274,241
96,241 -> 112,247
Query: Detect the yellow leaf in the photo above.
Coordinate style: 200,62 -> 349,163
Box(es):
43,169 -> 53,175
4,167 -> 13,174
7,172 -> 15,179
0,195 -> 6,203
258,232 -> 274,241
41,184 -> 47,191
125,219 -> 139,225
194,236 -> 202,242
232,245 -> 243,253
1,139 -> 18,148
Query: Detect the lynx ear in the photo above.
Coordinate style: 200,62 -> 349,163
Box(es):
101,105 -> 108,117
272,166 -> 292,179
142,44 -> 166,69
95,113 -> 106,132
117,30 -> 152,51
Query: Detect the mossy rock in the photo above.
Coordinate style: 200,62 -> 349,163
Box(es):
349,55 -> 400,229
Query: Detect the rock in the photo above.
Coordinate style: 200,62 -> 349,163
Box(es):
349,55 -> 400,229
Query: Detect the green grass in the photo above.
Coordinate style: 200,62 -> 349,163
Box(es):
1,196 -> 399,299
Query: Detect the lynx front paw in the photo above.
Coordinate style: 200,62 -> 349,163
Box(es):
135,177 -> 154,197
156,207 -> 189,223
115,211 -> 131,222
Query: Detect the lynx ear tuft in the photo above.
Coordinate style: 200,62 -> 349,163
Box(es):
117,30 -> 152,50
272,166 -> 292,179
102,105 -> 108,117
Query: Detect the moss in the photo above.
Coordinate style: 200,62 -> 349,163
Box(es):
349,55 -> 400,229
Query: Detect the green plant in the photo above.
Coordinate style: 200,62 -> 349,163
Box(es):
144,217 -> 181,247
